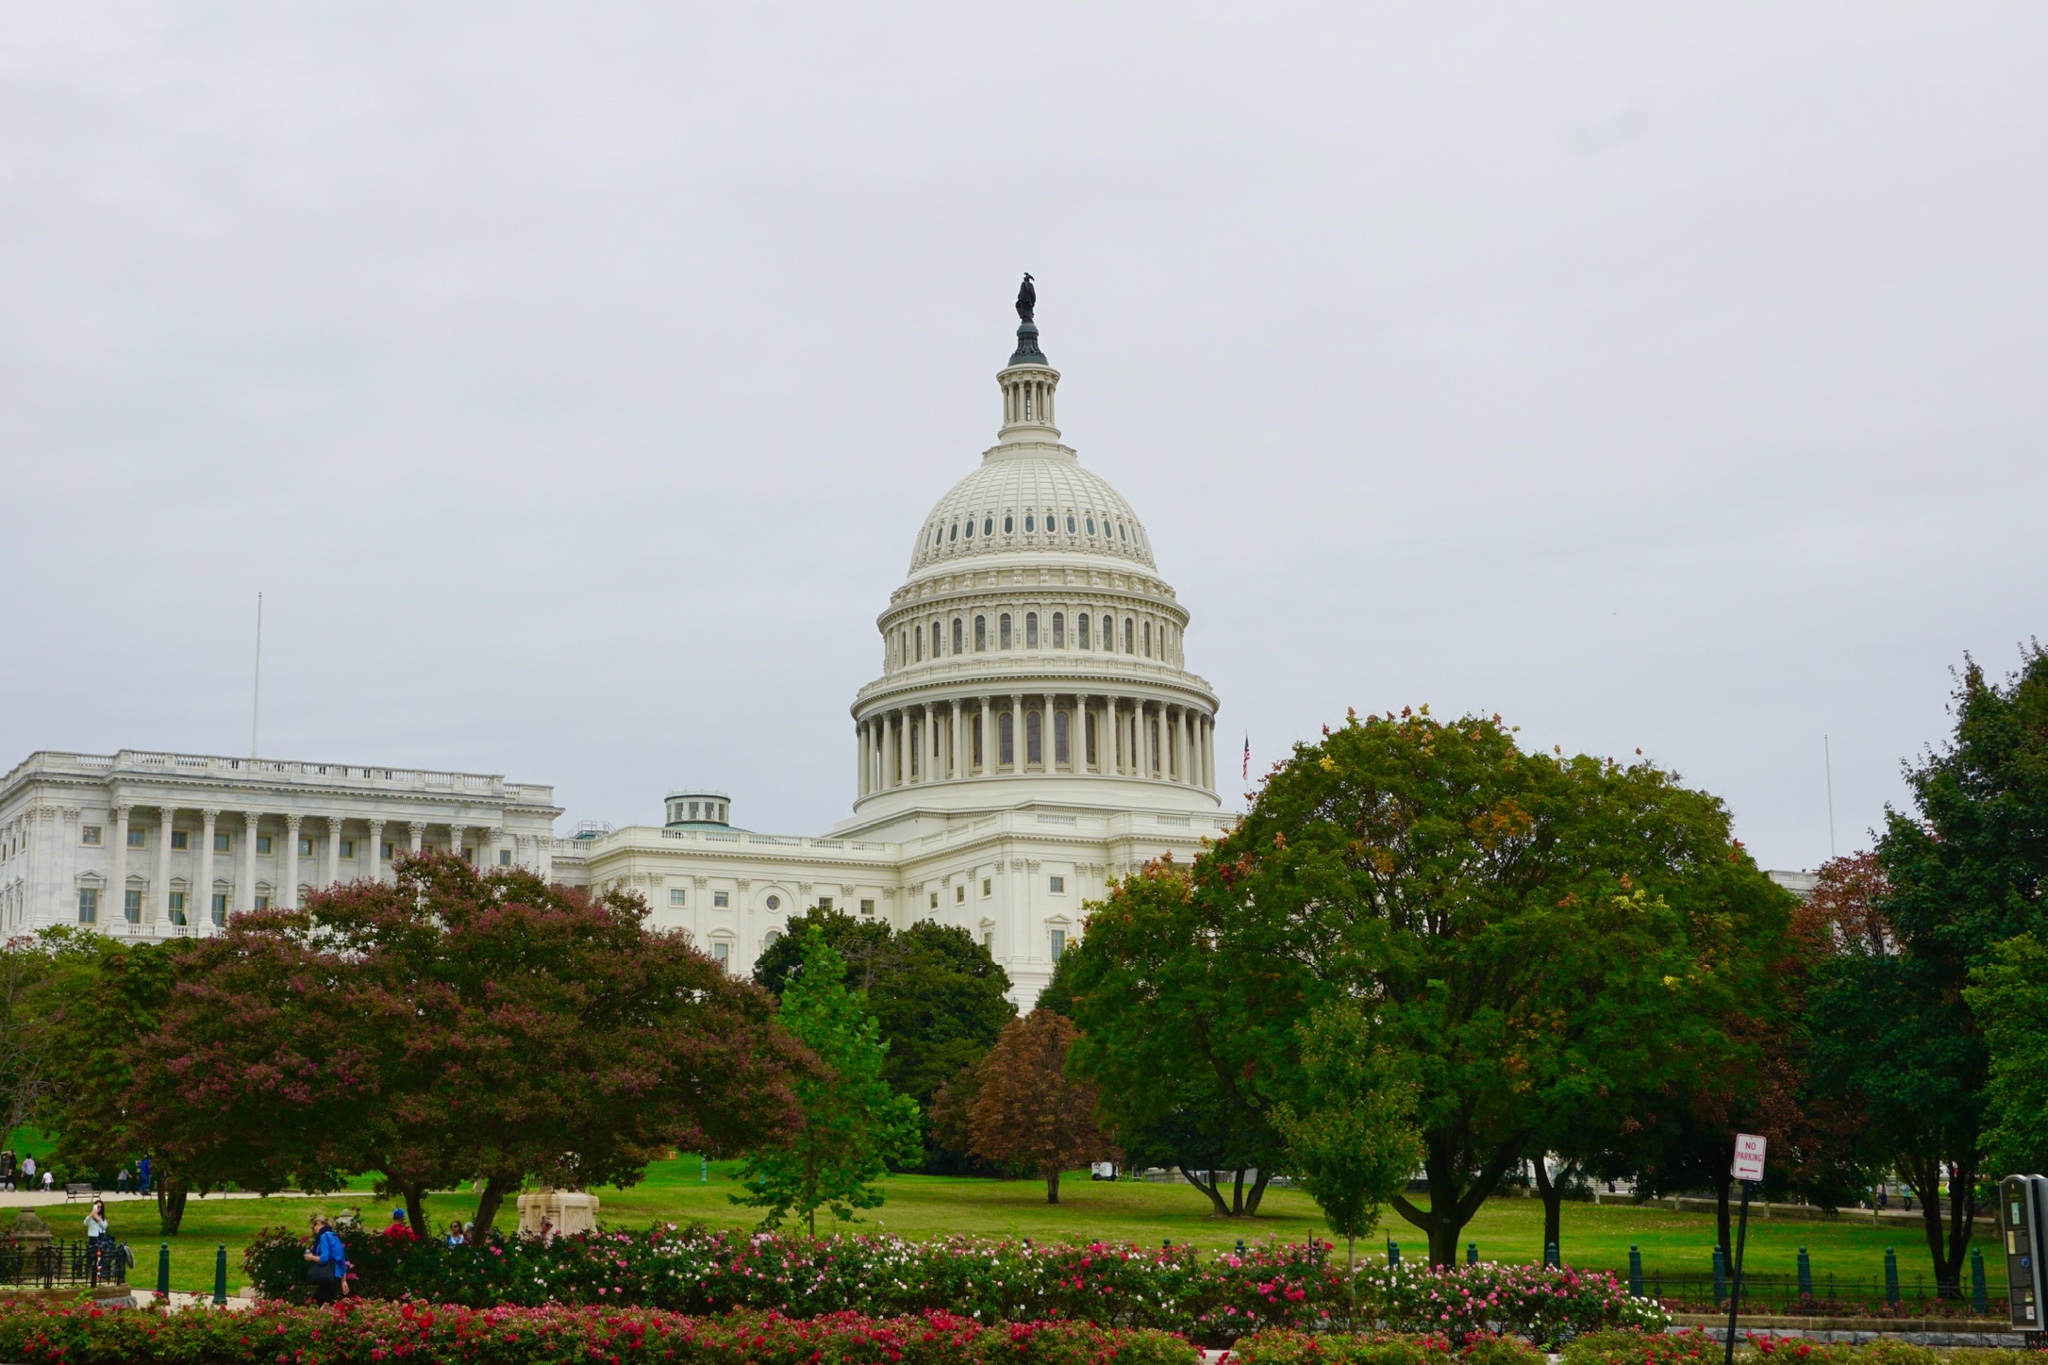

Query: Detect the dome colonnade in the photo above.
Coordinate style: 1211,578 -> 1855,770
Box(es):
848,314 -> 1221,826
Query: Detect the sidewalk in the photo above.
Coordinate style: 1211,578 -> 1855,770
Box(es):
0,1188 -> 329,1209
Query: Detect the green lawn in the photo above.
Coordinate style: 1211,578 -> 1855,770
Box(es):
0,1155 -> 1991,1299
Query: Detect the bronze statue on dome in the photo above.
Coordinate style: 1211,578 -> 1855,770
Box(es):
1015,273 -> 1036,323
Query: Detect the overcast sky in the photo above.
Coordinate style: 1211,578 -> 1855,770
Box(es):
3,5 -> 2042,872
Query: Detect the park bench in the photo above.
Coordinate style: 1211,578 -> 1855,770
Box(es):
63,1182 -> 95,1202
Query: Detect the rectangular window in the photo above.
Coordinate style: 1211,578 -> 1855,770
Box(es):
124,889 -> 142,921
339,839 -> 355,858
1050,929 -> 1067,956
168,891 -> 187,924
298,836 -> 314,857
1055,710 -> 1070,764
1026,710 -> 1042,764
929,891 -> 939,909
127,827 -> 146,848
211,892 -> 229,923
983,930 -> 994,951
255,895 -> 271,910
817,896 -> 832,911
669,888 -> 686,906
1000,712 -> 1014,766
712,941 -> 730,967
170,830 -> 189,850
982,878 -> 992,898
77,888 -> 98,923
215,831 -> 231,853
1050,876 -> 1066,894
461,846 -> 474,863
381,842 -> 394,859
81,826 -> 102,846
498,849 -> 511,866
860,898 -> 875,915
713,891 -> 730,908
257,835 -> 273,855
955,884 -> 965,904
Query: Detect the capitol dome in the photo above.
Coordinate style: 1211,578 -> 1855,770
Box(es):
838,300 -> 1221,837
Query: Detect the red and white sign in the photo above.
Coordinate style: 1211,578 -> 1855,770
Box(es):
1732,1133 -> 1768,1182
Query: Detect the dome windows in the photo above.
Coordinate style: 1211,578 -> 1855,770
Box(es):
1066,514 -> 1076,533
1078,613 -> 1091,648
1026,612 -> 1039,647
950,522 -> 959,542
952,618 -> 964,654
766,894 -> 781,911
974,616 -> 988,651
983,517 -> 993,536
999,613 -> 1013,649
1052,611 -> 1065,647
964,518 -> 975,539
1024,514 -> 1035,532
1003,515 -> 1014,533
1086,516 -> 1096,535
1118,521 -> 1128,541
1101,614 -> 1113,649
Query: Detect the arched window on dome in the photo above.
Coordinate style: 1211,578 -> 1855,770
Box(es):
1123,617 -> 1135,653
1024,513 -> 1034,532
1077,612 -> 1090,649
1086,516 -> 1096,536
1003,514 -> 1014,534
949,522 -> 959,542
1085,710 -> 1097,766
999,614 -> 1013,649
953,618 -> 964,655
1000,711 -> 1015,767
1118,521 -> 1128,541
914,625 -> 923,662
1025,613 -> 1039,648
1052,612 -> 1065,647
965,518 -> 975,539
931,618 -> 943,657
1054,709 -> 1070,764
1066,513 -> 1076,533
1045,509 -> 1055,532
983,517 -> 993,536
975,616 -> 987,651
1142,621 -> 1152,657
1101,615 -> 1113,650
1026,709 -> 1042,766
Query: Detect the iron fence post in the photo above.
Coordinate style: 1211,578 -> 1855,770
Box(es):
1713,1244 -> 1728,1306
1884,1248 -> 1900,1308
157,1243 -> 169,1297
1467,1242 -> 1478,1266
1797,1246 -> 1812,1302
1973,1245 -> 1990,1315
1629,1245 -> 1643,1298
212,1244 -> 227,1307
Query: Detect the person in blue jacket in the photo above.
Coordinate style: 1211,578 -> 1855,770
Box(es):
302,1214 -> 349,1304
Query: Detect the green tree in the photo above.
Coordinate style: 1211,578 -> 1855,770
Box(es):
1809,647 -> 2048,1296
1270,1001 -> 1420,1307
737,929 -> 922,1233
755,908 -> 1014,1167
1968,933 -> 2048,1175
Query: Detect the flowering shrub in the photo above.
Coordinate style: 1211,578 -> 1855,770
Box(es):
0,1300 -> 1201,1365
243,1227 -> 1668,1346
1231,1328 -> 1458,1365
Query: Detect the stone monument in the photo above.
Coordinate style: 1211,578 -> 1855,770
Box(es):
515,1187 -> 600,1239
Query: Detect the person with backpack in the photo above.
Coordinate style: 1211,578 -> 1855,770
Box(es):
302,1214 -> 349,1304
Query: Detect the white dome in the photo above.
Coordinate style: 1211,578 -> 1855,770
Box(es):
908,452 -> 1155,574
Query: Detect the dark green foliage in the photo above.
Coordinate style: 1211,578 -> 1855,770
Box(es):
755,908 -> 1016,1168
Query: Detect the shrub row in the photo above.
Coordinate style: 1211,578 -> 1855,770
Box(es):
245,1226 -> 1670,1345
1242,1330 -> 2033,1365
0,1301 -> 1197,1365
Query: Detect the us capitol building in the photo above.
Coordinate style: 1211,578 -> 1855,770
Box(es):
0,298 -> 1232,1005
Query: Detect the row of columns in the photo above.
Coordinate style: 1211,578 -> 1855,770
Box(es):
856,696 -> 1215,794
99,806 -> 529,929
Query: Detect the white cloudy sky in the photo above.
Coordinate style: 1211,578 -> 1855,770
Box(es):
3,5 -> 2042,872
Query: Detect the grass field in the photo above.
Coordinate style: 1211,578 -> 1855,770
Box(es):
1,1154 -> 1990,1300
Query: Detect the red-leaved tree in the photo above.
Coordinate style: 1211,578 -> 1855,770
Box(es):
965,1009 -> 1109,1204
128,852 -> 805,1239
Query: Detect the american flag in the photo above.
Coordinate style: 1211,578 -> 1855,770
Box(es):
1242,735 -> 1251,782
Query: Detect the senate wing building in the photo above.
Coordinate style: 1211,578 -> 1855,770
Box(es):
0,304 -> 1230,1006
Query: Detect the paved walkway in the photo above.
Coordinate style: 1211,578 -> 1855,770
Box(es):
1,1188 -> 331,1209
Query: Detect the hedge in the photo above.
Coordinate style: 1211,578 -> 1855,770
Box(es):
1559,1329 -> 2027,1365
245,1226 -> 1669,1346
0,1300 -> 1199,1365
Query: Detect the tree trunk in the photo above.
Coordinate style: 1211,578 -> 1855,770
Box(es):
1231,1167 -> 1246,1216
1904,1152 -> 1977,1299
399,1183 -> 429,1241
1243,1168 -> 1274,1216
468,1174 -> 519,1244
1709,1167 -> 1734,1269
155,1180 -> 187,1236
1532,1156 -> 1566,1261
1045,1164 -> 1061,1204
1391,1132 -> 1526,1265
1178,1164 -> 1233,1216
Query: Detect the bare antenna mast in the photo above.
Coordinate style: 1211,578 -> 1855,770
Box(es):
251,591 -> 264,759
1824,734 -> 1837,860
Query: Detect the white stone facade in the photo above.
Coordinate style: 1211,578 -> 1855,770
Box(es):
0,750 -> 560,938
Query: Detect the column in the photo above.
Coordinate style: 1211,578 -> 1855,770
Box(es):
325,816 -> 343,889
976,697 -> 990,775
857,721 -> 870,796
283,815 -> 303,909
366,819 -> 385,884
1009,694 -> 1023,771
110,804 -> 131,924
198,809 -> 218,928
153,806 -> 174,927
241,812 -> 260,911
487,827 -> 504,868
892,711 -> 906,788
408,821 -> 425,855
450,824 -> 468,863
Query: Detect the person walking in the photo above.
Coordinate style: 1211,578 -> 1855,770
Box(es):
444,1220 -> 466,1248
116,1166 -> 131,1193
303,1215 -> 349,1304
41,1169 -> 52,1193
0,1149 -> 15,1192
381,1207 -> 416,1243
137,1155 -> 152,1194
21,1154 -> 34,1188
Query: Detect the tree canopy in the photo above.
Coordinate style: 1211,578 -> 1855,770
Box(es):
963,1010 -> 1107,1204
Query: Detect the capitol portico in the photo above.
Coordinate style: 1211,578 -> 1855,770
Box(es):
0,297 -> 1230,1005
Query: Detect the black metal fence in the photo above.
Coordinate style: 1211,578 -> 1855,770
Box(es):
0,1239 -> 129,1288
1623,1270 -> 2000,1318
